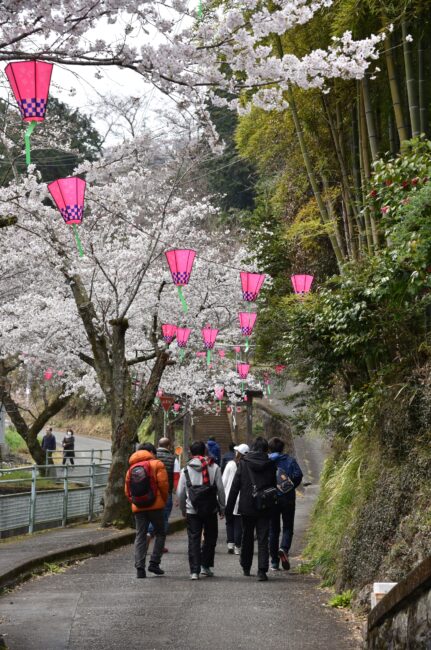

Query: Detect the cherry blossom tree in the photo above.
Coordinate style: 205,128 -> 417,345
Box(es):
0,128 -> 257,523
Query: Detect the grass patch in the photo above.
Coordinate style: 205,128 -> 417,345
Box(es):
303,433 -> 380,586
328,590 -> 353,609
5,427 -> 28,455
295,560 -> 318,574
43,562 -> 66,574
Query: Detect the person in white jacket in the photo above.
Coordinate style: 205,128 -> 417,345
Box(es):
177,440 -> 225,580
222,444 -> 249,555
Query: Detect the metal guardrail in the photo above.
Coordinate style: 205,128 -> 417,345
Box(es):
0,461 -> 111,535
44,448 -> 111,465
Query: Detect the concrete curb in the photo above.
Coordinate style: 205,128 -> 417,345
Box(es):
0,516 -> 186,592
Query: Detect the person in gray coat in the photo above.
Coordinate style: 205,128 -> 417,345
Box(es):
177,440 -> 225,580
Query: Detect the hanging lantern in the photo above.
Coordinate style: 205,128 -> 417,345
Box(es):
238,363 -> 250,380
201,326 -> 219,367
48,177 -> 86,258
218,349 -> 226,358
291,274 -> 314,296
226,406 -> 232,414
173,403 -> 181,412
240,271 -> 266,302
162,323 -> 177,344
156,389 -> 164,398
196,351 -> 206,358
215,386 -> 224,410
236,406 -> 242,413
238,312 -> 257,352
5,60 -> 53,165
165,249 -> 196,314
234,345 -> 241,353
43,368 -> 53,381
176,327 -> 192,361
275,364 -> 286,375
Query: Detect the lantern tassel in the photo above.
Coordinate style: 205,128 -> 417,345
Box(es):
177,286 -> 188,314
207,349 -> 211,367
197,0 -> 203,18
179,348 -> 185,362
72,224 -> 84,258
24,121 -> 37,166
245,336 -> 249,352
241,381 -> 245,394
267,384 -> 271,396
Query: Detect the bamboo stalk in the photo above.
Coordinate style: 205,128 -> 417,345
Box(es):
361,76 -> 379,160
418,33 -> 427,135
383,28 -> 409,144
402,20 -> 420,137
358,87 -> 374,254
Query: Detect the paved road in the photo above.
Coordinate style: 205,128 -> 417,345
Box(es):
0,432 -> 361,650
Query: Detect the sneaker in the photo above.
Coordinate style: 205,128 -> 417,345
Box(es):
243,569 -> 251,576
257,571 -> 268,582
148,564 -> 165,576
278,548 -> 291,571
270,563 -> 280,571
234,546 -> 241,555
162,548 -> 169,554
136,568 -> 146,579
227,543 -> 235,554
190,573 -> 199,580
201,566 -> 214,577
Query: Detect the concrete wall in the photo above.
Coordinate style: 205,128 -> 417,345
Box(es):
366,557 -> 431,648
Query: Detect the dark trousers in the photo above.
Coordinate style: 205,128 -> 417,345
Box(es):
134,509 -> 166,569
225,513 -> 242,547
241,515 -> 270,573
269,496 -> 296,563
186,513 -> 218,574
148,493 -> 173,535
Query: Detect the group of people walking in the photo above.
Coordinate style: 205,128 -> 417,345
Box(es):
125,434 -> 303,581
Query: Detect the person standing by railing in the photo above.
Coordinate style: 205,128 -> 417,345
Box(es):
62,429 -> 75,466
41,427 -> 56,461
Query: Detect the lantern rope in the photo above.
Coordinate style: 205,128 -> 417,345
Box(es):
24,121 -> 37,165
177,286 -> 188,313
72,225 -> 84,258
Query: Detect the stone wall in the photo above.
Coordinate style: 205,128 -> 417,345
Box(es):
366,557 -> 431,649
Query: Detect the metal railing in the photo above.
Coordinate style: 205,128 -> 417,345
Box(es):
44,448 -> 111,465
0,460 -> 111,536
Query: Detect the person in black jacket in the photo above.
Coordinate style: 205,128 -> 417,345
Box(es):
226,437 -> 276,581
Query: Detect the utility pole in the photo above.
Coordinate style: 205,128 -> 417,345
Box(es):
245,389 -> 263,446
0,404 -> 6,459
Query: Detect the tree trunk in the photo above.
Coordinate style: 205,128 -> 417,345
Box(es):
358,86 -> 375,253
402,20 -> 420,137
101,348 -> 169,527
384,29 -> 409,144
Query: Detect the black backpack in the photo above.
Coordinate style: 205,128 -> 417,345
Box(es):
276,466 -> 295,494
245,462 -> 278,511
184,468 -> 219,517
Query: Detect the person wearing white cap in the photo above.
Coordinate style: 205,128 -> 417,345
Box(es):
222,443 -> 249,555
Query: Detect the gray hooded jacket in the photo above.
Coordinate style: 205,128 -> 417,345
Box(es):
177,457 -> 226,516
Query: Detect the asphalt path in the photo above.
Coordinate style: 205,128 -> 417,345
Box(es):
0,432 -> 361,650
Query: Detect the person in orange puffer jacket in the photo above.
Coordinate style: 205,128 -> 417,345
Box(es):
125,442 -> 169,578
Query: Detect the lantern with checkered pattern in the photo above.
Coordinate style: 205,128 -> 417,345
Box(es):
239,311 -> 257,352
176,327 -> 192,361
202,326 -> 218,367
240,271 -> 265,302
48,177 -> 86,257
162,323 -> 177,344
5,61 -> 53,165
165,249 -> 196,314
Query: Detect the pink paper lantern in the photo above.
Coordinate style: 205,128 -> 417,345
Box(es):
5,61 -> 53,122
238,312 -> 257,336
291,274 -> 314,295
226,406 -> 232,414
238,363 -> 250,380
162,323 -> 177,343
196,351 -> 206,358
47,177 -> 86,225
176,327 -> 192,348
218,349 -> 226,358
165,249 -> 196,286
156,389 -> 164,398
236,406 -> 242,413
201,326 -> 218,350
173,403 -> 181,412
43,368 -> 53,381
215,387 -> 225,400
240,271 -> 266,302
234,345 -> 241,354
275,365 -> 285,375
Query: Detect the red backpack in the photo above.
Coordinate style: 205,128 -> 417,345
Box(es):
126,461 -> 157,507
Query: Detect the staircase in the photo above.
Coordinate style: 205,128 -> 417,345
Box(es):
192,403 -> 233,454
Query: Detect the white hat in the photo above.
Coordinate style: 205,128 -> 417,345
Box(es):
234,443 -> 250,455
